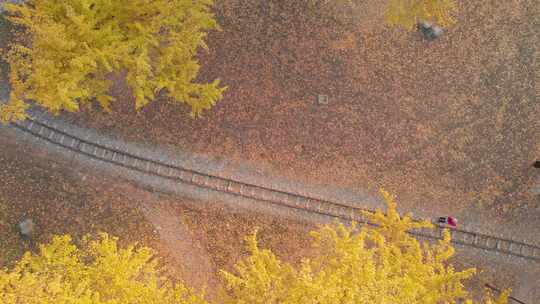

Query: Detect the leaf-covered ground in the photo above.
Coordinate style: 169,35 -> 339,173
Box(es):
0,134 -> 315,302
0,136 -> 157,266
1,2 -> 539,301
68,1 -> 539,225
0,133 -> 535,302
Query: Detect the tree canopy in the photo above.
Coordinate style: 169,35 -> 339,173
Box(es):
0,233 -> 207,304
221,189 -> 509,304
0,0 -> 225,123
0,190 -> 510,303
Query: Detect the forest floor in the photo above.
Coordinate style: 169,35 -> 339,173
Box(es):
0,133 -> 316,302
1,131 -> 537,303
1,0 -> 540,302
67,1 -> 540,241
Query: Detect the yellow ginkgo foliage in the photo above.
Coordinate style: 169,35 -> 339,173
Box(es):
385,0 -> 457,30
221,189 -> 510,304
0,233 -> 207,304
0,0 -> 226,123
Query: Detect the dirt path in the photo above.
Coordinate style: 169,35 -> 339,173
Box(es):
136,191 -> 218,296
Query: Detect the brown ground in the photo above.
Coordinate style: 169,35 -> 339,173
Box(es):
66,0 -> 540,222
0,132 -> 531,302
0,136 -> 158,266
1,1 -> 539,302
0,132 -> 315,302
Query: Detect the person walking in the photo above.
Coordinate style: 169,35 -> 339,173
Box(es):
437,216 -> 457,228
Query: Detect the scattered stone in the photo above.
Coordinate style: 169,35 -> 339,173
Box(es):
317,94 -> 329,105
17,218 -> 35,239
417,21 -> 443,41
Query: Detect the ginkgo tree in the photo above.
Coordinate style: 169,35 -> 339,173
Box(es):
221,189 -> 509,304
0,233 -> 207,304
0,190 -> 510,303
0,0 -> 225,123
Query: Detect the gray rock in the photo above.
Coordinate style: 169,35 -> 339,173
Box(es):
428,25 -> 444,40
317,94 -> 329,105
17,218 -> 35,238
417,21 -> 433,32
417,21 -> 444,41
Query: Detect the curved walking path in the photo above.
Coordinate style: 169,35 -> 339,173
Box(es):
1,98 -> 539,263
